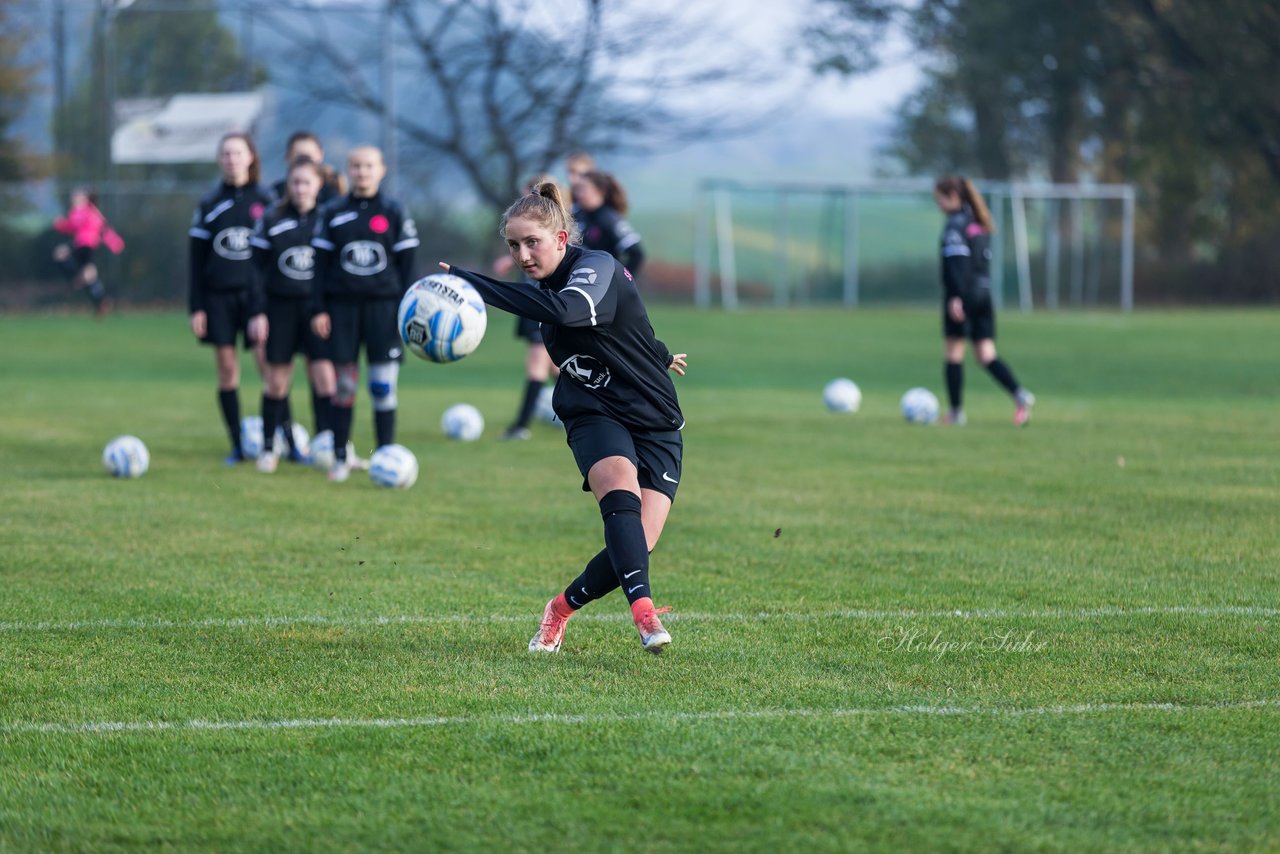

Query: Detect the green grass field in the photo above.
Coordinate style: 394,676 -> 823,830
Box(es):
1,307 -> 1277,851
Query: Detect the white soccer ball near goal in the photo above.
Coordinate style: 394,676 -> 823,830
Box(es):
369,443 -> 419,489
441,403 -> 485,442
103,435 -> 149,478
900,387 -> 940,425
823,378 -> 862,413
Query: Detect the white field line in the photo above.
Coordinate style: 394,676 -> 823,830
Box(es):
0,604 -> 1275,634
3,699 -> 1277,737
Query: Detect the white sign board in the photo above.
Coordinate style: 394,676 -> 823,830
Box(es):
112,92 -> 265,164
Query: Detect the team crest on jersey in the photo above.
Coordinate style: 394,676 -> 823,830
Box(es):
561,354 -> 611,390
213,227 -> 253,260
341,240 -> 388,275
278,245 -> 316,280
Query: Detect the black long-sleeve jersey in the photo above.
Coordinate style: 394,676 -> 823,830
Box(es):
940,206 -> 991,301
452,245 -> 683,433
579,205 -> 645,277
188,182 -> 273,313
250,202 -> 319,302
311,192 -> 418,305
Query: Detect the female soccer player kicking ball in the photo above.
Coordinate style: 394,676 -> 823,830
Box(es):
440,182 -> 688,655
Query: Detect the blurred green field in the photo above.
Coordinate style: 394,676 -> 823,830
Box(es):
1,307 -> 1277,851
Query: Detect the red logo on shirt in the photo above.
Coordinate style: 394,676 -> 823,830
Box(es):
250,203 -> 265,220
369,214 -> 390,234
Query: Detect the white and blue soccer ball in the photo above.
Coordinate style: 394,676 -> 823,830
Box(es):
901,387 -> 940,425
103,435 -> 149,478
240,417 -> 310,459
534,385 -> 562,427
398,273 -> 488,363
369,443 -> 419,489
441,403 -> 485,441
823,378 -> 862,413
309,431 -> 361,471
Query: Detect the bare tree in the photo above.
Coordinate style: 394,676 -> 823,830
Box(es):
262,0 -> 779,209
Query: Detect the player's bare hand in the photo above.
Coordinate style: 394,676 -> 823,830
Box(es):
948,297 -> 965,323
438,262 -> 452,273
190,310 -> 207,339
248,313 -> 268,344
312,312 -> 331,339
668,353 -> 688,376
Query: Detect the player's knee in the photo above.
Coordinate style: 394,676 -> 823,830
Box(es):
368,362 -> 399,412
334,364 -> 359,407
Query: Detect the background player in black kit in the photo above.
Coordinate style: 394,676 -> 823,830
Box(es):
441,182 -> 689,655
935,175 -> 1035,426
188,132 -> 274,464
271,131 -> 345,208
311,146 -> 419,482
250,157 -> 338,473
574,170 -> 645,278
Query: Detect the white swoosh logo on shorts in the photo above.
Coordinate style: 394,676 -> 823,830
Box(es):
661,471 -> 679,484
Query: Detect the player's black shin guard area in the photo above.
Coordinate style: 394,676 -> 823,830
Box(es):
218,389 -> 241,451
563,548 -> 619,610
312,389 -> 332,434
599,489 -> 650,605
985,358 -> 1021,396
374,410 -> 395,448
262,395 -> 288,452
945,362 -> 964,410
513,379 -> 543,430
332,405 -> 354,462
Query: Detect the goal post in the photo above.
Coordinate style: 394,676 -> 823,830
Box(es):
693,179 -> 1136,311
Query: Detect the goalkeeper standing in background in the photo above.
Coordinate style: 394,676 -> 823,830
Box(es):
934,175 -> 1035,426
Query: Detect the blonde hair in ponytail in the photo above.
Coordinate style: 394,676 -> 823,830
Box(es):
500,180 -> 582,245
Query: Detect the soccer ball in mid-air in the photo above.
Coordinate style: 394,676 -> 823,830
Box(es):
823,378 -> 862,413
441,403 -> 484,441
901,387 -> 940,424
103,435 -> 149,478
534,386 -> 562,427
398,273 -> 488,363
240,417 -> 310,459
369,443 -> 419,489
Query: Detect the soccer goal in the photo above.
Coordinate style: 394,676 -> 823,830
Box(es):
692,179 -> 1136,311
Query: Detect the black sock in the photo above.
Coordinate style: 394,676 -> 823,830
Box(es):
945,362 -> 964,410
262,394 -> 287,453
332,404 -> 354,462
218,389 -> 241,453
374,409 -> 395,448
312,388 -> 332,434
563,548 -> 619,610
280,397 -> 296,450
985,358 -> 1021,397
600,490 -> 650,605
512,379 -> 544,429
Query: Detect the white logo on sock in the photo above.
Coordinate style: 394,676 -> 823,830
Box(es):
628,585 -> 644,594
623,569 -> 641,579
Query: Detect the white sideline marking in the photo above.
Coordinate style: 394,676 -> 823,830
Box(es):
3,699 -> 1276,737
0,604 -> 1275,634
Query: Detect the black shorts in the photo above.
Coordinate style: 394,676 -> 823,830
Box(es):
265,295 -> 330,364
943,289 -> 996,341
566,414 -> 683,503
200,289 -> 258,349
72,245 -> 95,269
514,315 -> 544,344
326,296 -> 403,364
